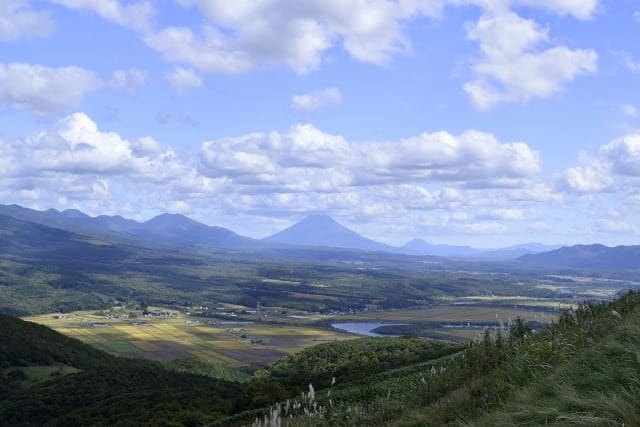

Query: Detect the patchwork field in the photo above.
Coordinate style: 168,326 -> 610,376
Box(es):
25,311 -> 350,368
25,298 -> 564,369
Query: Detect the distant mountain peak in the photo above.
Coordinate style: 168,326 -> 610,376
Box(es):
401,238 -> 482,257
403,238 -> 429,247
264,215 -> 392,252
294,214 -> 341,226
144,213 -> 198,226
61,209 -> 90,218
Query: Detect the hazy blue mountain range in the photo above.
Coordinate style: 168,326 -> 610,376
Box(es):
401,239 -> 560,260
401,238 -> 482,257
0,204 -> 575,261
0,204 -> 256,249
263,215 -> 396,252
472,243 -> 562,260
518,244 -> 640,269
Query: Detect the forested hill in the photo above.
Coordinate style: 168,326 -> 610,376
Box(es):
518,243 -> 640,269
0,314 -> 244,425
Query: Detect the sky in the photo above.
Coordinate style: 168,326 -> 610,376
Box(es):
0,0 -> 639,248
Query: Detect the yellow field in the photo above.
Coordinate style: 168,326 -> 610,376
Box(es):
25,302 -> 562,368
25,311 -> 350,368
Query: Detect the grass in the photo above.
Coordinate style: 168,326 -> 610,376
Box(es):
2,365 -> 80,387
239,291 -> 640,426
468,303 -> 640,426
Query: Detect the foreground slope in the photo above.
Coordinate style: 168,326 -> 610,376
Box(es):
0,314 -> 244,426
234,290 -> 640,426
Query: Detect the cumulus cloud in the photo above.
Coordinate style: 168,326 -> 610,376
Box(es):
200,123 -> 541,192
0,0 -> 54,41
45,0 -> 601,115
109,67 -> 148,93
0,63 -> 153,115
0,113 -> 217,195
165,67 -> 204,93
0,63 -> 102,115
0,114 -> 562,241
560,161 -> 613,194
464,10 -> 597,109
560,133 -> 640,194
47,0 -> 155,32
600,133 -> 640,177
291,88 -> 342,112
145,0 -> 446,74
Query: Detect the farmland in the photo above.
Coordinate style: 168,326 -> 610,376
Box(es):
26,296 -> 563,369
24,310 -> 351,369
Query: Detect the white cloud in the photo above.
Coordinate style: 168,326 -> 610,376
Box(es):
291,88 -> 342,112
47,0 -> 155,32
0,63 -> 102,115
0,113 -> 225,215
634,11 -> 640,23
530,221 -> 552,231
109,68 -> 148,94
459,221 -> 507,234
146,0 -> 446,74
479,207 -> 530,220
464,10 -> 597,109
0,0 -> 54,41
165,67 -> 204,93
560,133 -> 640,194
595,219 -> 636,233
600,133 -> 640,177
621,52 -> 640,73
620,103 -> 638,118
200,123 -> 541,191
0,114 -> 564,242
560,161 -> 612,194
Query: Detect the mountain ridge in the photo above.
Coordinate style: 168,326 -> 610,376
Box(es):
518,243 -> 640,269
0,204 -> 256,249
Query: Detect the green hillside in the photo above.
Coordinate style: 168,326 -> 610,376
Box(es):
0,313 -> 244,426
3,291 -> 640,425
227,290 -> 640,426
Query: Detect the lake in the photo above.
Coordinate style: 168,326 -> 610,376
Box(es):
331,322 -> 410,337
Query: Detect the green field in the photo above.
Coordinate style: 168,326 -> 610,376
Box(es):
25,311 -> 351,368
26,298 -> 562,369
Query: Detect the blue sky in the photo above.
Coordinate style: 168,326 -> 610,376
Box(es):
0,0 -> 639,248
